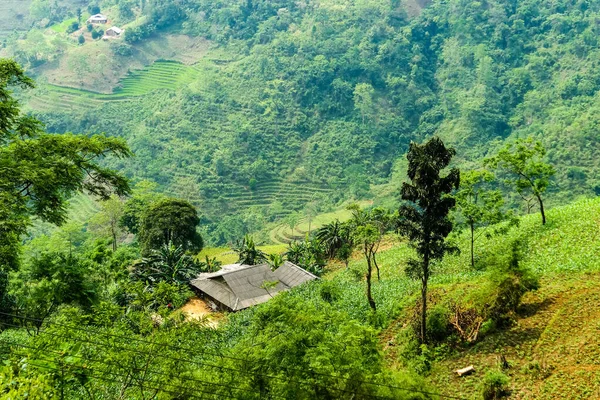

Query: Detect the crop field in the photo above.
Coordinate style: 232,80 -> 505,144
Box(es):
25,60 -> 205,112
317,197 -> 600,399
112,60 -> 204,96
268,201 -> 372,243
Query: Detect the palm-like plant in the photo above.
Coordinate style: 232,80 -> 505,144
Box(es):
285,238 -> 326,276
234,235 -> 267,265
132,242 -> 201,285
315,220 -> 354,260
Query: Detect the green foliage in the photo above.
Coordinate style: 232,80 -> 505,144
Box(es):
222,293 -> 432,399
347,204 -> 394,311
454,170 -> 518,268
77,34 -> 85,44
398,137 -> 460,343
485,138 -> 555,225
315,219 -> 354,264
91,29 -> 104,40
87,5 -> 100,15
138,198 -> 203,255
285,238 -> 326,276
234,234 -> 267,265
66,21 -> 79,34
481,370 -> 510,400
132,242 -> 202,285
9,252 -> 96,326
0,59 -> 130,270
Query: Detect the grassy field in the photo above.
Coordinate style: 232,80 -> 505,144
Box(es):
323,197 -> 600,399
30,33 -> 210,95
198,244 -> 288,265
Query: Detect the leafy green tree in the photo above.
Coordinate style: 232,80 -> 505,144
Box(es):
346,205 -> 393,311
0,59 -> 130,270
138,198 -> 203,255
455,170 -> 517,268
66,21 -> 80,34
78,34 -> 85,45
120,180 -> 164,235
88,195 -> 125,252
132,242 -> 201,285
286,211 -> 301,238
353,83 -> 375,125
315,220 -> 353,263
234,234 -> 267,265
88,4 -> 100,15
9,253 -> 96,331
398,137 -> 460,343
485,138 -> 555,225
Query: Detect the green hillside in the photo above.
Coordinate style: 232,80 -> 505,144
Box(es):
4,0 -> 600,398
325,197 -> 600,398
6,0 -> 599,244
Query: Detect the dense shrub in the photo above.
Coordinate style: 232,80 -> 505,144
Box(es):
481,371 -> 510,400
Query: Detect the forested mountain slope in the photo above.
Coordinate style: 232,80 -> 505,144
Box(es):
2,0 -> 600,244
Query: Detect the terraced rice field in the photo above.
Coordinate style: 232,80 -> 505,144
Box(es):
112,60 -> 203,96
268,201 -> 371,244
26,60 -> 205,112
168,175 -> 335,219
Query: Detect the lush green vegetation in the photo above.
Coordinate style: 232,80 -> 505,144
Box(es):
2,0 -> 600,398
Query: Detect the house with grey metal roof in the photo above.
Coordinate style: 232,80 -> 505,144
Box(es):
190,261 -> 318,311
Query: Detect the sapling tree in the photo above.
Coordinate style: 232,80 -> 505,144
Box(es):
485,138 -> 555,225
398,137 -> 460,343
455,170 -> 517,268
347,204 -> 393,310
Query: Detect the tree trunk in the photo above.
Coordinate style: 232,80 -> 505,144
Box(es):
421,254 -> 429,344
373,251 -> 381,281
112,226 -> 118,252
366,252 -> 376,311
470,221 -> 475,269
537,194 -> 546,225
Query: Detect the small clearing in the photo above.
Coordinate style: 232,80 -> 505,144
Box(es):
37,34 -> 210,93
179,296 -> 221,328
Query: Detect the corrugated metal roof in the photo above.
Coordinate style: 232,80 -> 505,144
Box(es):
190,262 -> 317,311
274,261 -> 319,287
223,264 -> 287,301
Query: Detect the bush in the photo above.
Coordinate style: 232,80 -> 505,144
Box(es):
427,304 -> 452,342
77,34 -> 85,44
66,21 -> 80,34
481,370 -> 510,400
112,43 -> 133,56
319,280 -> 341,303
88,5 -> 100,15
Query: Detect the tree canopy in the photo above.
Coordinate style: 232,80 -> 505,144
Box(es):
398,137 -> 460,343
138,198 -> 203,255
0,59 -> 131,270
